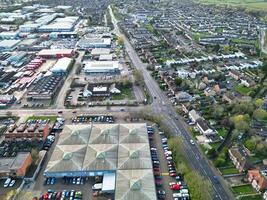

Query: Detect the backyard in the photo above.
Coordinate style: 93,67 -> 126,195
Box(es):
235,85 -> 253,96
231,184 -> 257,196
219,167 -> 239,175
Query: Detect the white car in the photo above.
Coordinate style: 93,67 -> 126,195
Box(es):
76,177 -> 81,185
9,180 -> 15,187
173,193 -> 182,198
190,139 -> 195,145
4,178 -> 11,188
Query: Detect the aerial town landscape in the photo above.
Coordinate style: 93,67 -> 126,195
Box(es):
0,0 -> 266,200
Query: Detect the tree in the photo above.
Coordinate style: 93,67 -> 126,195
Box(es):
255,99 -> 264,107
174,77 -> 182,86
117,36 -> 124,46
212,105 -> 224,120
253,109 -> 267,120
230,114 -> 250,132
31,149 -> 39,165
244,139 -> 256,152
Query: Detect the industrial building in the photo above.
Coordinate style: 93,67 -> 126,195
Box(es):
44,123 -> 157,199
38,16 -> 79,32
83,61 -> 121,75
37,49 -> 75,58
0,40 -> 21,52
77,38 -> 111,49
27,75 -> 64,100
50,57 -> 73,75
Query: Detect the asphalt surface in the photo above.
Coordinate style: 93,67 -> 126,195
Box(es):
109,6 -> 234,200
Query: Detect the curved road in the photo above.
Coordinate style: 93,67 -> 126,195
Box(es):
109,5 -> 234,200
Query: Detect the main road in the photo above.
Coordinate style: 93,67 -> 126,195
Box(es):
109,5 -> 234,200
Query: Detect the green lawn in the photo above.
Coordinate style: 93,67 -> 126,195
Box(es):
235,85 -> 252,95
231,184 -> 256,195
217,128 -> 227,138
239,194 -> 263,200
219,167 -> 239,175
111,87 -> 135,100
27,116 -> 58,123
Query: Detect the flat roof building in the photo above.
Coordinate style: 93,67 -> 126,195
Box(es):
0,39 -> 21,52
83,61 -> 121,75
50,57 -> 73,75
0,152 -> 32,178
37,49 -> 74,58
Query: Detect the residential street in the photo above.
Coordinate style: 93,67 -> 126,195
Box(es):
109,5 -> 235,200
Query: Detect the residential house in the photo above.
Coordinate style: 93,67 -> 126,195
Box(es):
188,109 -> 201,123
228,147 -> 253,173
175,92 -> 193,103
229,70 -> 241,80
196,118 -> 214,135
248,169 -> 267,192
240,76 -> 255,87
222,93 -> 236,104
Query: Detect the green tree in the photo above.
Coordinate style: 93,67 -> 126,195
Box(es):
117,36 -> 124,46
244,139 -> 256,152
253,109 -> 267,120
174,77 -> 183,86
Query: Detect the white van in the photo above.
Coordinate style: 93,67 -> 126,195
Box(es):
92,183 -> 102,190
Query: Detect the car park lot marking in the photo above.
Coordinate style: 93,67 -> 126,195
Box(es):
161,173 -> 170,176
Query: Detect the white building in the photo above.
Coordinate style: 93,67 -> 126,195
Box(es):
50,57 -> 73,74
83,61 -> 121,75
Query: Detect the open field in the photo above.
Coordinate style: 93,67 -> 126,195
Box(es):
197,0 -> 267,11
231,184 -> 257,195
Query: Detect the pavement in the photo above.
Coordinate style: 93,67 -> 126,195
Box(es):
54,51 -> 85,109
109,5 -> 235,200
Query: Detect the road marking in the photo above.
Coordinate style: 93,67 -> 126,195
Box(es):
161,173 -> 169,176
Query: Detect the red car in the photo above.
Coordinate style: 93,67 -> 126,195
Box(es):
153,168 -> 160,172
169,172 -> 177,177
171,184 -> 181,190
42,192 -> 49,200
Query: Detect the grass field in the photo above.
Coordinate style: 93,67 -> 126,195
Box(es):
219,167 -> 239,175
198,0 -> 267,11
239,194 -> 263,200
111,87 -> 135,100
235,85 -> 252,95
231,184 -> 256,195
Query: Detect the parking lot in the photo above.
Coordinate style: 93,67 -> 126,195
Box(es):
148,124 -> 190,200
0,178 -> 23,199
71,115 -> 114,124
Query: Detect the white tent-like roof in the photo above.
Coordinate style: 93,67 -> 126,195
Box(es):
118,143 -> 152,170
115,169 -> 157,200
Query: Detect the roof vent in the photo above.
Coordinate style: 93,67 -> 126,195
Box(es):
63,152 -> 73,160
96,151 -> 106,159
129,150 -> 139,159
130,178 -> 141,190
129,129 -> 138,135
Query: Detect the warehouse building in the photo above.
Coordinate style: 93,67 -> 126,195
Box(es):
37,49 -> 74,58
38,16 -> 79,32
83,61 -> 121,75
27,75 -> 64,100
44,123 -> 156,199
77,38 -> 111,49
50,57 -> 73,75
0,40 -> 21,52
